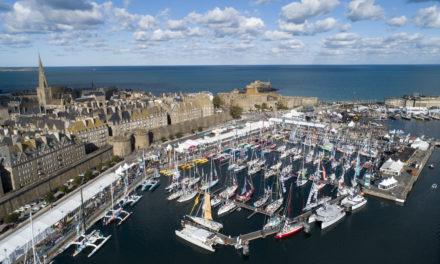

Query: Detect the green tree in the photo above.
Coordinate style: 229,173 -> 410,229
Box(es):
276,102 -> 288,110
198,126 -> 203,132
191,128 -> 195,134
254,104 -> 261,111
44,191 -> 55,203
161,136 -> 167,142
261,103 -> 268,110
111,156 -> 120,163
59,185 -> 68,193
4,212 -> 19,224
169,135 -> 174,140
96,164 -> 103,172
104,160 -> 111,167
213,96 -> 223,108
230,105 -> 243,119
73,176 -> 82,186
175,132 -> 183,138
84,170 -> 93,181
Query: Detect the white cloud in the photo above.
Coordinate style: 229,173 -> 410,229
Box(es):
2,0 -> 112,33
263,30 -> 293,40
278,17 -> 338,35
346,0 -> 385,22
279,39 -> 305,49
314,17 -> 338,33
0,33 -> 31,47
138,14 -> 157,30
113,7 -> 138,31
281,0 -> 339,24
133,31 -> 149,41
322,32 -> 361,48
412,5 -> 440,28
167,19 -> 187,31
252,0 -> 280,6
340,23 -> 351,31
150,29 -> 185,41
387,16 -> 407,27
186,7 -> 265,39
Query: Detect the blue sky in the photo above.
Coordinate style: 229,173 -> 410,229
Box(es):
0,0 -> 439,66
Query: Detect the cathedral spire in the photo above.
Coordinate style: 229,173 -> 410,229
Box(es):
38,53 -> 48,90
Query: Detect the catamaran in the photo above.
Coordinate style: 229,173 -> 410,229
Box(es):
65,188 -> 111,258
341,191 -> 367,211
308,203 -> 345,229
175,223 -> 218,252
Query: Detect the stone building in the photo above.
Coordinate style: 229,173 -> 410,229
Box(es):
68,118 -> 109,152
163,93 -> 214,124
385,95 -> 440,108
108,105 -> 168,136
0,132 -> 85,192
36,55 -> 74,110
218,82 -> 318,111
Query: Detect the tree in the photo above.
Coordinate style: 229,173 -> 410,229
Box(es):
73,176 -> 82,186
4,212 -> 19,224
169,135 -> 174,140
213,96 -> 223,108
175,132 -> 183,138
44,192 -> 55,203
261,103 -> 268,111
59,185 -> 68,193
111,156 -> 120,163
84,170 -> 93,181
104,160 -> 111,167
276,102 -> 288,110
230,105 -> 243,119
161,136 -> 167,142
198,126 -> 203,132
254,104 -> 261,111
96,164 -> 103,172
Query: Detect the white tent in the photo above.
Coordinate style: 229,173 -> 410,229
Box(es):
380,158 -> 404,176
378,177 -> 398,190
411,138 -> 429,151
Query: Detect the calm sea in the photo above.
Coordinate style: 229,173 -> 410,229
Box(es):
54,119 -> 440,264
1,65 -> 440,101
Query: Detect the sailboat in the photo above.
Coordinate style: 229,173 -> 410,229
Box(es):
186,193 -> 223,232
218,197 -> 237,217
276,184 -> 303,239
177,169 -> 198,203
236,175 -> 254,202
201,158 -> 219,190
265,171 -> 283,215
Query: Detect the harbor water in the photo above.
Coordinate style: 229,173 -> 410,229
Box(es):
54,119 -> 440,264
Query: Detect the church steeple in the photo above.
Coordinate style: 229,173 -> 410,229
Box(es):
36,54 -> 51,107
38,53 -> 48,90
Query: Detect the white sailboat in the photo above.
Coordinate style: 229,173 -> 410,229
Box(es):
186,193 -> 223,232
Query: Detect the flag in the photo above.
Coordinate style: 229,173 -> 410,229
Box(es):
321,165 -> 326,181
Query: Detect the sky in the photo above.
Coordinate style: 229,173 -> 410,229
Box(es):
0,0 -> 440,66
